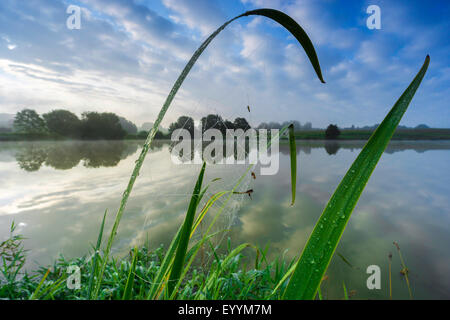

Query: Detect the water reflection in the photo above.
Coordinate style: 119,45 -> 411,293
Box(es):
324,141 -> 341,155
9,140 -> 450,171
9,141 -> 166,171
0,140 -> 449,299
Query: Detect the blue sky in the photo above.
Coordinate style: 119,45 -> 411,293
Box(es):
0,0 -> 448,128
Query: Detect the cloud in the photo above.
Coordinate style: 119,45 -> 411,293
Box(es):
0,0 -> 448,128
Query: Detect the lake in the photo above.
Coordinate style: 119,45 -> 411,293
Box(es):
0,140 -> 449,299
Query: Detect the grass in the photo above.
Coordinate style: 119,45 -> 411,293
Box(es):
1,9 -> 430,300
0,226 -> 416,300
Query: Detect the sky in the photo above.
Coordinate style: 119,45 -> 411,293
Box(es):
0,0 -> 449,128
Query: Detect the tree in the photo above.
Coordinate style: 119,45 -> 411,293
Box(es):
80,112 -> 126,139
13,109 -> 47,134
43,109 -> 81,137
224,120 -> 235,130
168,116 -> 195,137
325,124 -> 341,139
233,117 -> 251,131
201,114 -> 226,134
118,117 -> 138,135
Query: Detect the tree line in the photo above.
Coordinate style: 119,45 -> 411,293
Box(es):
10,108 -> 339,140
12,109 -> 137,139
167,114 -> 252,137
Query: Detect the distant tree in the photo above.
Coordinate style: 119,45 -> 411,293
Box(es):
154,130 -> 168,139
224,120 -> 235,130
43,109 -> 81,137
80,112 -> 126,139
137,130 -> 148,139
415,124 -> 430,129
201,114 -> 226,134
168,116 -> 195,136
13,109 -> 47,134
118,117 -> 138,135
233,117 -> 251,131
325,124 -> 341,139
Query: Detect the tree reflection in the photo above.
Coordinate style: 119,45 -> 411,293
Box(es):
324,141 -> 341,155
16,146 -> 47,172
14,141 -> 141,171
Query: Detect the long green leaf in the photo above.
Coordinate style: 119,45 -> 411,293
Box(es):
88,209 -> 107,299
122,246 -> 138,300
29,268 -> 50,300
97,9 -> 324,297
167,162 -> 206,295
283,55 -> 430,300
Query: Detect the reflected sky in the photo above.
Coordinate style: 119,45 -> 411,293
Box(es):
0,140 -> 449,299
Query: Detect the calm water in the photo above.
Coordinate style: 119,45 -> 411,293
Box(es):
0,140 -> 449,299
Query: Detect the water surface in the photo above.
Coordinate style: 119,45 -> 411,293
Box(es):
0,140 -> 449,299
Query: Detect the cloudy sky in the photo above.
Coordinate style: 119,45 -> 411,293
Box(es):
0,0 -> 448,128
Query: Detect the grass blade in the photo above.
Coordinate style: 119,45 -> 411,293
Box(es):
122,246 -> 138,300
343,282 -> 348,300
283,55 -> 430,300
88,209 -> 107,299
394,241 -> 413,299
167,162 -> 206,296
29,268 -> 50,300
288,124 -> 297,205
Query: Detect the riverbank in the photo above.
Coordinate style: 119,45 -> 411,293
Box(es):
3,128 -> 450,142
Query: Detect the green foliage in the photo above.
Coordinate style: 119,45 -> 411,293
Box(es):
43,109 -> 81,137
233,117 -> 251,131
168,116 -> 195,136
13,109 -> 47,134
80,112 -> 126,140
199,114 -> 251,135
118,117 -> 138,135
0,233 -> 296,300
325,124 -> 341,139
0,222 -> 27,298
201,114 -> 226,134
